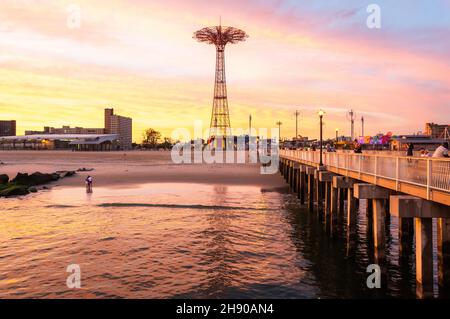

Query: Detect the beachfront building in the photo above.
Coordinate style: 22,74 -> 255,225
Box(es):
21,108 -> 133,150
390,134 -> 445,151
425,122 -> 450,139
0,120 -> 16,137
104,108 -> 132,150
0,134 -> 119,151
25,126 -> 105,135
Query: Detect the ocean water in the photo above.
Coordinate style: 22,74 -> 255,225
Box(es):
0,182 -> 418,298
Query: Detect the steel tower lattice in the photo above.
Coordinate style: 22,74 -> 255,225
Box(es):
193,24 -> 248,138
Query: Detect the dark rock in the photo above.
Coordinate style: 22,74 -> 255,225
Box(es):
29,172 -> 54,185
64,171 -> 76,177
55,171 -> 76,178
28,187 -> 38,193
11,172 -> 55,186
11,173 -> 29,185
0,174 -> 8,185
0,185 -> 30,197
77,168 -> 94,172
2,170 -> 75,197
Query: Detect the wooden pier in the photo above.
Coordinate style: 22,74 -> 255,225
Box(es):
279,150 -> 450,298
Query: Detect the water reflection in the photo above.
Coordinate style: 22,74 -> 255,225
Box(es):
0,183 -> 419,298
282,194 -> 416,298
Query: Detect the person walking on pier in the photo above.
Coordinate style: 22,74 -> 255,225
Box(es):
420,148 -> 431,157
353,139 -> 362,154
406,143 -> 414,157
432,142 -> 449,158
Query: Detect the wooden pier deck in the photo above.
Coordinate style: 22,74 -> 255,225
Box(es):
280,150 -> 450,206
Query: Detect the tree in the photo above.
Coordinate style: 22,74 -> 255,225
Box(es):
142,128 -> 161,148
159,137 -> 174,149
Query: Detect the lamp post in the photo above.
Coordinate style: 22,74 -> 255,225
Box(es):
318,110 -> 325,166
335,128 -> 339,142
249,114 -> 252,139
276,121 -> 282,144
294,110 -> 301,139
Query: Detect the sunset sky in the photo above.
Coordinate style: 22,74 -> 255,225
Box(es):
0,0 -> 449,142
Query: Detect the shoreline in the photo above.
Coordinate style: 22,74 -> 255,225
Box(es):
0,150 -> 285,189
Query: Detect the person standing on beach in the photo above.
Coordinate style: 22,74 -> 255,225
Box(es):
85,175 -> 93,193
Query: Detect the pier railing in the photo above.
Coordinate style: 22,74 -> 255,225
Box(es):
280,150 -> 450,204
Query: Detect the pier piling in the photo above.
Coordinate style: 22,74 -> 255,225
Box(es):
354,184 -> 392,263
292,164 -> 299,193
279,150 -> 450,299
319,171 -> 335,213
390,195 -> 450,298
438,218 -> 450,297
299,166 -> 307,205
305,167 -> 316,212
314,167 -> 326,212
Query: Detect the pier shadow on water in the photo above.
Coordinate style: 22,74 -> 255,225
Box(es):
282,194 -> 417,298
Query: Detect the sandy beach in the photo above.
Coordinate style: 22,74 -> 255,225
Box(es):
0,150 -> 285,190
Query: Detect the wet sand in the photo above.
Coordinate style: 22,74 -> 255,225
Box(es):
0,150 -> 285,189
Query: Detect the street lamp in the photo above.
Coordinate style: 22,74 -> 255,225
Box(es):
318,110 -> 325,166
294,110 -> 301,139
276,121 -> 282,144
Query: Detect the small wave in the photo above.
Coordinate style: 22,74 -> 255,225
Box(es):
45,204 -> 79,208
97,203 -> 270,211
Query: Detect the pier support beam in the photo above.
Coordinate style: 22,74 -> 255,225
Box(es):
390,195 -> 450,299
298,166 -> 307,205
331,177 -> 354,232
346,186 -> 357,255
319,171 -> 336,213
333,177 -> 357,245
438,218 -> 450,297
333,176 -> 355,214
338,189 -> 345,213
330,185 -> 338,228
354,184 -> 392,263
346,186 -> 357,235
290,162 -> 296,190
305,167 -> 315,212
325,182 -> 332,214
314,167 -> 326,212
287,161 -> 292,186
292,164 -> 299,193
284,160 -> 289,181
372,199 -> 387,262
319,171 -> 335,232
290,162 -> 294,186
415,218 -> 433,299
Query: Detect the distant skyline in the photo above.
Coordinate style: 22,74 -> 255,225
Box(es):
1,0 -> 449,141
